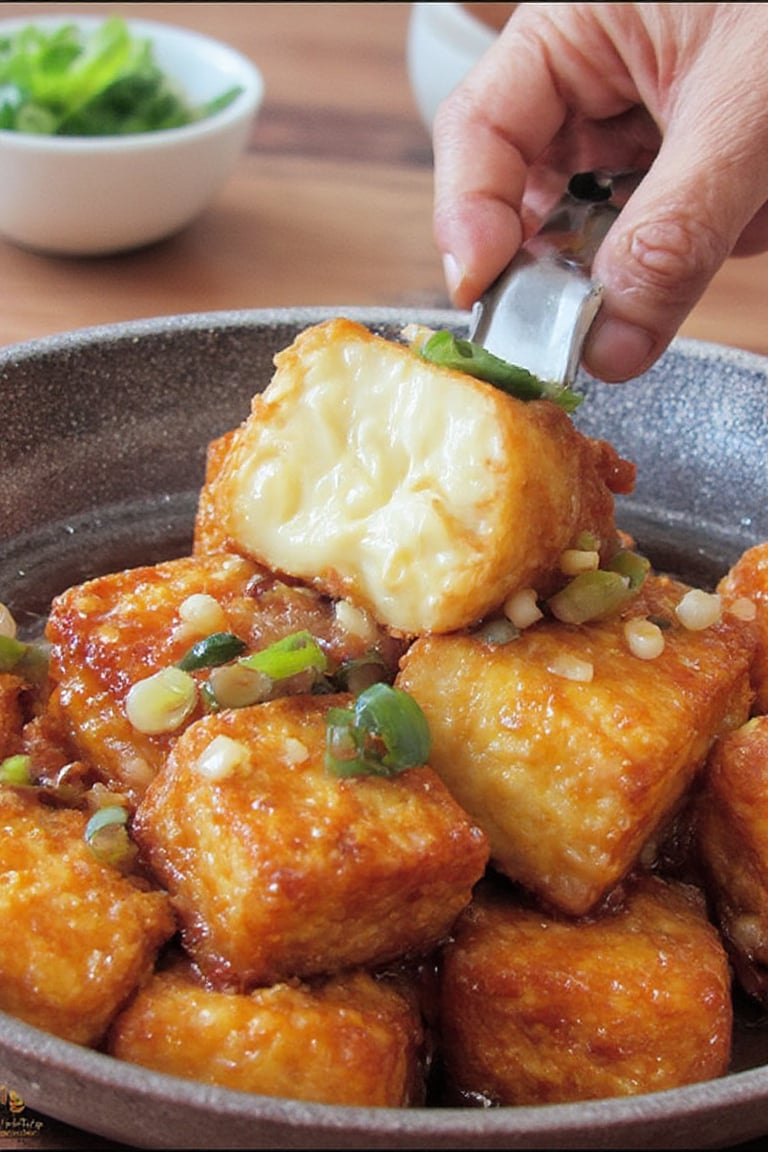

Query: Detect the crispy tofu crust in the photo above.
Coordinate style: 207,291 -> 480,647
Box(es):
45,551 -> 405,807
0,786 -> 175,1047
108,955 -> 427,1106
45,552 -> 265,803
0,673 -> 24,760
437,875 -> 732,1105
133,693 -> 489,990
196,318 -> 632,635
719,541 -> 768,711
396,573 -> 755,915
696,714 -> 768,1003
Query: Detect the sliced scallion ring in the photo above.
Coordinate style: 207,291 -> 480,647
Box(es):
84,804 -> 133,867
325,682 -> 431,778
606,548 -> 651,589
0,634 -> 27,672
177,631 -> 247,672
547,569 -> 634,624
0,753 -> 32,786
238,630 -> 327,681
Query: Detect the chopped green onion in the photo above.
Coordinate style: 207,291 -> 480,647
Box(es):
238,630 -> 327,681
205,663 -> 272,710
0,17 -> 243,137
325,683 -> 431,778
177,631 -> 246,672
473,617 -> 521,645
0,634 -> 26,672
84,804 -> 134,867
605,548 -> 651,589
0,753 -> 32,786
574,530 -> 600,551
417,330 -> 583,413
547,569 -> 634,624
0,634 -> 49,684
334,652 -> 388,695
125,666 -> 197,734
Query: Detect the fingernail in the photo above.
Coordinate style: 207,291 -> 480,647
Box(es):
586,316 -> 656,382
442,252 -> 465,299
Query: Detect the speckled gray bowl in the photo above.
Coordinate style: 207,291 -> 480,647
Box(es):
2,307 -> 768,1149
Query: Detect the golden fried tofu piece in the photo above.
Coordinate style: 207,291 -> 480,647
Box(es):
396,572 -> 755,915
437,874 -> 732,1105
45,551 -> 404,807
719,541 -> 768,711
196,317 -> 633,635
133,693 -> 489,990
0,786 -> 175,1047
0,674 -> 24,760
696,714 -> 768,1004
108,954 -> 427,1106
194,427 -> 238,554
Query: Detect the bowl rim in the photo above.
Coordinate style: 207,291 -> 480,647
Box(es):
0,12 -> 264,147
1,303 -> 767,374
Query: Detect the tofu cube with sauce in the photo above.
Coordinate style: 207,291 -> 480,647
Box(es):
437,874 -> 732,1105
396,572 -> 756,915
195,317 -> 634,635
718,540 -> 768,711
133,693 -> 489,990
45,551 -> 405,806
696,713 -> 768,1004
0,785 -> 175,1047
108,954 -> 428,1107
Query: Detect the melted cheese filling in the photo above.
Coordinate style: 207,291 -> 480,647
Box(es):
225,335 -> 507,632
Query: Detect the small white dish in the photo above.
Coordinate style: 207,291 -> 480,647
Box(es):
0,14 -> 264,256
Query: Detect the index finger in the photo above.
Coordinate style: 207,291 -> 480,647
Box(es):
431,6 -> 634,308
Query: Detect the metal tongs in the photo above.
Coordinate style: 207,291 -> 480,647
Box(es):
469,170 -> 642,386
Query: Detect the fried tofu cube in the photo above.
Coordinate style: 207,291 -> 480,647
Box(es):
133,693 -> 489,990
0,786 -> 175,1047
718,541 -> 768,711
108,955 -> 427,1106
396,573 -> 755,915
696,714 -> 768,1004
45,551 -> 404,806
45,552 -> 265,803
437,874 -> 732,1105
196,317 -> 633,635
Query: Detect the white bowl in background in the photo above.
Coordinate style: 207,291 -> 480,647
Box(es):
0,15 -> 264,256
407,2 -> 498,135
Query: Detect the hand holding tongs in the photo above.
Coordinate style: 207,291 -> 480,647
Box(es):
469,171 -> 642,387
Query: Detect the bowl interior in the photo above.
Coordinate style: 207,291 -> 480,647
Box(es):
2,306 -> 768,1149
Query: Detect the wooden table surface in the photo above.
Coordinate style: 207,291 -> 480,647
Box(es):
0,4 -> 767,1149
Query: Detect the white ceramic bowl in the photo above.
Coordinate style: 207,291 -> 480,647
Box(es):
406,2 -> 498,134
0,14 -> 264,256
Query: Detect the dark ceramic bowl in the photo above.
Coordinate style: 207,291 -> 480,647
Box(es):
2,307 -> 768,1149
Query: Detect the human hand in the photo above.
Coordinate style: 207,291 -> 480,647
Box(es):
432,3 -> 768,382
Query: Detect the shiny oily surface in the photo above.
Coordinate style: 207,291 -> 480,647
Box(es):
2,307 -> 768,1149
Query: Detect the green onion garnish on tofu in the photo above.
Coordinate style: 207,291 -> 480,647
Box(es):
325,682 -> 431,778
417,330 -> 583,413
177,631 -> 247,672
238,630 -> 328,680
